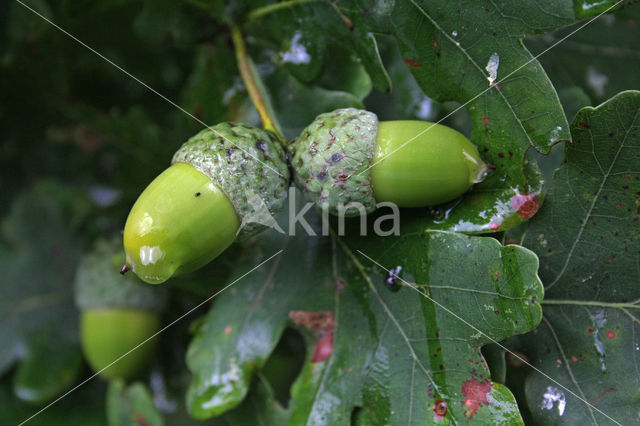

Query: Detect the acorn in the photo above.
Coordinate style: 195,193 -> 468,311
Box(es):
123,123 -> 289,284
289,108 -> 489,216
75,238 -> 168,381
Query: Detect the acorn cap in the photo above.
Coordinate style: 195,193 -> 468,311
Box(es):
172,123 -> 290,237
75,238 -> 168,311
289,108 -> 378,216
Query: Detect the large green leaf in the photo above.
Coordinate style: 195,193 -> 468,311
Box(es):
186,200 -> 543,423
0,181 -> 90,405
517,91 -> 640,424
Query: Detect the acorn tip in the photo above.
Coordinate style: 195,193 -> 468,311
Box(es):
120,263 -> 131,275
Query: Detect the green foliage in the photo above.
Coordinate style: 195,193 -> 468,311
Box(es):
107,380 -> 164,426
517,91 -> 640,424
1,0 -> 639,425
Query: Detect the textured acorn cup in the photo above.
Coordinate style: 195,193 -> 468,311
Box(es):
75,239 -> 168,381
123,123 -> 289,284
289,108 -> 488,216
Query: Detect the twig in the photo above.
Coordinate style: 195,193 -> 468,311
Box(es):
231,25 -> 285,144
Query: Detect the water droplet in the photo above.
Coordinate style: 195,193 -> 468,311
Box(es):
281,31 -> 311,64
541,386 -> 566,416
485,52 -> 500,85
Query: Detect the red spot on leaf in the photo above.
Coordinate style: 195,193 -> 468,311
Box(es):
290,311 -> 336,363
461,378 -> 492,418
587,327 -> 594,334
511,193 -> 540,219
224,325 -> 232,335
433,400 -> 448,420
571,355 -> 579,363
311,330 -> 334,363
483,116 -> 489,127
134,414 -> 149,426
489,222 -> 500,231
403,58 -> 421,68
592,387 -> 616,403
606,331 -> 615,339
578,121 -> 587,128
624,174 -> 631,180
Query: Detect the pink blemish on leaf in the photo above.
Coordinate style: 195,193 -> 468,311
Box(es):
403,58 -> 421,68
461,378 -> 491,418
510,193 -> 540,219
224,325 -> 232,335
571,355 -> 579,363
606,331 -> 615,339
311,330 -> 334,363
489,222 -> 500,231
433,400 -> 448,421
134,414 -> 150,426
290,311 -> 336,363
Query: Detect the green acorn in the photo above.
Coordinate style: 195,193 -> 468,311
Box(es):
75,238 -> 168,381
123,123 -> 289,284
289,108 -> 488,216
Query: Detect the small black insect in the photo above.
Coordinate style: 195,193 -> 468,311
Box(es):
195,192 -> 201,197
384,266 -> 403,291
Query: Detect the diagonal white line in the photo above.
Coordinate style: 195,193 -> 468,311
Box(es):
14,0 -> 285,179
358,0 -> 624,177
18,250 -> 283,426
356,249 -> 622,426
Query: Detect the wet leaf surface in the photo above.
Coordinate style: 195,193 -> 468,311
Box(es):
518,91 -> 640,424
187,203 -> 543,424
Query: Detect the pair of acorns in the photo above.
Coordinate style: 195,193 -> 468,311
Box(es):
123,108 -> 489,285
77,108 -> 487,380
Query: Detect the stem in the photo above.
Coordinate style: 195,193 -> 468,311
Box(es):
247,0 -> 320,22
231,25 -> 285,144
541,299 -> 640,309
